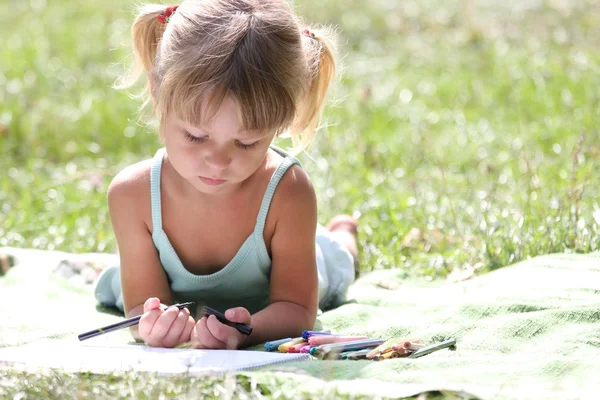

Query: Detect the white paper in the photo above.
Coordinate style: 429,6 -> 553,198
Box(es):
0,340 -> 310,375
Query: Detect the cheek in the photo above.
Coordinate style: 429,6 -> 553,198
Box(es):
164,137 -> 195,170
164,133 -> 193,157
163,132 -> 180,153
232,151 -> 265,174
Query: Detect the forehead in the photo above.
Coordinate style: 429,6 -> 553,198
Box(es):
168,85 -> 283,139
174,95 -> 238,129
174,102 -> 270,138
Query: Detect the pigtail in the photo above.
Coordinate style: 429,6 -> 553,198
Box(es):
289,27 -> 337,152
114,4 -> 167,99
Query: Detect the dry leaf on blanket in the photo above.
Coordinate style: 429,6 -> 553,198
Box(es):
375,280 -> 401,290
447,262 -> 484,283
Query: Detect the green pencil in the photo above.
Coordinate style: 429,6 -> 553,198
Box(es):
407,338 -> 456,358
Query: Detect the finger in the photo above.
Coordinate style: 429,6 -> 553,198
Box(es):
138,308 -> 162,340
196,316 -> 227,349
143,297 -> 161,313
224,307 -> 251,324
189,321 -> 202,347
162,308 -> 191,348
206,314 -> 242,349
147,306 -> 179,345
178,314 -> 195,345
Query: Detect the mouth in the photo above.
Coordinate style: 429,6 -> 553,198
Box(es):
198,176 -> 227,186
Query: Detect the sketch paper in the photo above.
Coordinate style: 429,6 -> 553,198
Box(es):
0,340 -> 310,375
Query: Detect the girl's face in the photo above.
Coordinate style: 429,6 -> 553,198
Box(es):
164,96 -> 276,195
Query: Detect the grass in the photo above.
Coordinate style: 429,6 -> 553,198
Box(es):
0,369 -> 480,400
1,0 -> 599,398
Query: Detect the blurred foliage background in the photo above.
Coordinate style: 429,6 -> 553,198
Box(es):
1,0 -> 600,280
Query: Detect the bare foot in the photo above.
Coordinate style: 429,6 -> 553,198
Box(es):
326,214 -> 360,278
54,257 -> 107,285
0,252 -> 16,276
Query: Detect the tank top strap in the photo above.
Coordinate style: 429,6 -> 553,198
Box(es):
254,146 -> 302,235
150,148 -> 166,231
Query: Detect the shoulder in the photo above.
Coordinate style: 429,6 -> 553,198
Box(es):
107,158 -> 154,216
270,161 -> 317,219
278,163 -> 315,201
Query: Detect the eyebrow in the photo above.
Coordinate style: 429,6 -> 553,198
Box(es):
237,132 -> 270,141
185,122 -> 268,141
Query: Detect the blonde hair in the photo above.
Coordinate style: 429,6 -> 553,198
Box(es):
116,0 -> 336,151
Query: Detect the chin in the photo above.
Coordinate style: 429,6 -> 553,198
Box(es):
192,179 -> 238,195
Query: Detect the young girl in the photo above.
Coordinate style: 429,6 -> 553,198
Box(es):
94,0 -> 358,350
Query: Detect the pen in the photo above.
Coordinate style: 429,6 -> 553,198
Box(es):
78,302 -> 195,341
200,306 -> 253,336
407,338 -> 456,358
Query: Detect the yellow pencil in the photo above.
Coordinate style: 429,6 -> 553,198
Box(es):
278,337 -> 305,352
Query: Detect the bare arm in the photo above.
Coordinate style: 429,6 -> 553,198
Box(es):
108,163 -> 193,345
244,166 -> 319,346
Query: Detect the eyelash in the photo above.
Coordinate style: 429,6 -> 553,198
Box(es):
184,132 -> 259,150
184,132 -> 206,143
236,141 -> 259,150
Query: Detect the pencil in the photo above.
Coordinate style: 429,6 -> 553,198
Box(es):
342,348 -> 372,359
308,335 -> 369,346
278,337 -> 305,352
315,338 -> 385,359
78,302 -> 195,341
264,338 -> 293,351
407,338 -> 456,358
301,330 -> 332,340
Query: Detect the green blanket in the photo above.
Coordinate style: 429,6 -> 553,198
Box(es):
1,247 -> 599,399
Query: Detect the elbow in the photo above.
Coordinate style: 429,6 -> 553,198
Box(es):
284,302 -> 318,335
300,305 -> 318,332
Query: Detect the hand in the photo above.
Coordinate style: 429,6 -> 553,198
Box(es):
190,307 -> 251,349
138,297 -> 195,348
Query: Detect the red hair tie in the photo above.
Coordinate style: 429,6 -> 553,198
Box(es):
302,29 -> 316,39
158,5 -> 179,24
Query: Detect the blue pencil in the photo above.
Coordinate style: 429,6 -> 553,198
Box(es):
301,330 -> 332,340
264,338 -> 293,351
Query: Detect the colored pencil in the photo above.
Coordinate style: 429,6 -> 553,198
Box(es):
264,338 -> 293,351
315,338 -> 385,359
341,348 -> 372,359
278,337 -> 305,352
407,338 -> 456,358
308,335 -> 369,346
301,330 -> 331,340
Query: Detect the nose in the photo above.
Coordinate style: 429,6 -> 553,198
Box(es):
204,146 -> 231,171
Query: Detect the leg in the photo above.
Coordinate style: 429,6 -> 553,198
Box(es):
326,214 -> 360,277
0,252 -> 16,276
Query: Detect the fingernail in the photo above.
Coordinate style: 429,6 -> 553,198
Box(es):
226,310 -> 234,318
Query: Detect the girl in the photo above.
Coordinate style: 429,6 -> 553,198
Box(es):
94,0 -> 358,350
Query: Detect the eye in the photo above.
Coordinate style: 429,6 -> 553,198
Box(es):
235,141 -> 259,150
184,131 -> 206,143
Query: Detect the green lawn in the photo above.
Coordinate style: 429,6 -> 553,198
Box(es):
1,0 -> 599,398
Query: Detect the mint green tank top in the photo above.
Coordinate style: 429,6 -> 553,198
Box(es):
150,147 -> 301,314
